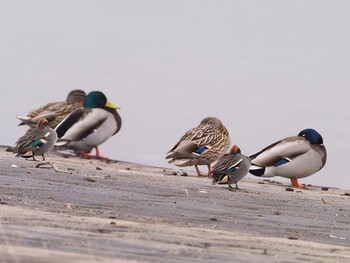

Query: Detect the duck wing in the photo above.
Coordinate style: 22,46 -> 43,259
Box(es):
166,124 -> 220,158
19,111 -> 57,126
18,102 -> 74,126
249,136 -> 310,166
166,140 -> 200,159
14,126 -> 51,154
188,125 -> 223,147
26,102 -> 59,118
212,154 -> 243,175
55,108 -> 107,141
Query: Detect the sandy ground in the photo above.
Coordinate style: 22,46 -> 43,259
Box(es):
0,146 -> 349,262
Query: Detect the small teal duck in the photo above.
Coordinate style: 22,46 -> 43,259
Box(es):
212,145 -> 251,190
17,90 -> 86,129
55,91 -> 122,159
166,117 -> 231,176
14,118 -> 57,161
249,128 -> 327,188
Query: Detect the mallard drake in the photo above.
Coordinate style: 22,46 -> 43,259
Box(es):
212,145 -> 251,190
17,90 -> 86,129
14,118 -> 57,161
249,128 -> 327,188
55,91 -> 122,159
166,117 -> 231,176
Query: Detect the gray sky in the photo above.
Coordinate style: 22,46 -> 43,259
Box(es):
1,1 -> 349,189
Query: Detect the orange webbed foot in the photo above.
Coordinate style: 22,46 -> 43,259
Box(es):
79,147 -> 109,159
290,178 -> 305,188
195,165 -> 205,176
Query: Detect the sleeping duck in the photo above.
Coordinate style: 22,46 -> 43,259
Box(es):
249,128 -> 327,188
55,91 -> 122,159
166,117 -> 231,176
17,89 -> 86,129
212,145 -> 251,190
14,118 -> 57,161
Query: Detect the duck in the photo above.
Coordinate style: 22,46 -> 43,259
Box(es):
166,117 -> 231,176
54,91 -> 122,159
249,128 -> 327,188
212,145 -> 251,190
14,118 -> 58,161
17,89 -> 86,129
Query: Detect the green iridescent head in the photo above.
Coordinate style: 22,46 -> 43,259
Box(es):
84,91 -> 118,109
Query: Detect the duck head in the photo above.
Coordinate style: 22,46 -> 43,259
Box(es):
84,91 -> 119,110
200,117 -> 223,128
66,90 -> 86,104
298,128 -> 323,145
38,118 -> 49,128
229,145 -> 241,154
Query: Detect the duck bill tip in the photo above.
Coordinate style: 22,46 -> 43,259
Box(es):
105,100 -> 119,109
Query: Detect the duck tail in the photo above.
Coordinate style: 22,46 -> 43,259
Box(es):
16,116 -> 35,126
211,173 -> 220,185
249,164 -> 265,177
19,151 -> 34,159
217,175 -> 229,184
55,140 -> 69,147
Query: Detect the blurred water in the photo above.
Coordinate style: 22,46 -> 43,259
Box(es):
1,1 -> 349,189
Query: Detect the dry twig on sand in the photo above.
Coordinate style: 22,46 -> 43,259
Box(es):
33,161 -> 68,173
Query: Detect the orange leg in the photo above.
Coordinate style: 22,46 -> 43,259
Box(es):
79,150 -> 91,158
207,164 -> 212,178
195,165 -> 205,176
94,146 -> 109,159
79,147 -> 109,159
195,164 -> 212,177
290,178 -> 305,188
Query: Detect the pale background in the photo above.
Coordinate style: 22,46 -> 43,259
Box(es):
1,1 -> 349,189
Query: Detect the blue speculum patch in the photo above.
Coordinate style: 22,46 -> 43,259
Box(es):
273,158 -> 289,167
194,147 -> 208,154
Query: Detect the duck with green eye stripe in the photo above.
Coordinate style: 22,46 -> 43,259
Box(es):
211,145 -> 251,190
14,118 -> 57,161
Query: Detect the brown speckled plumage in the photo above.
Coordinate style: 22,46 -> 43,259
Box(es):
17,90 -> 86,129
166,117 -> 231,176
